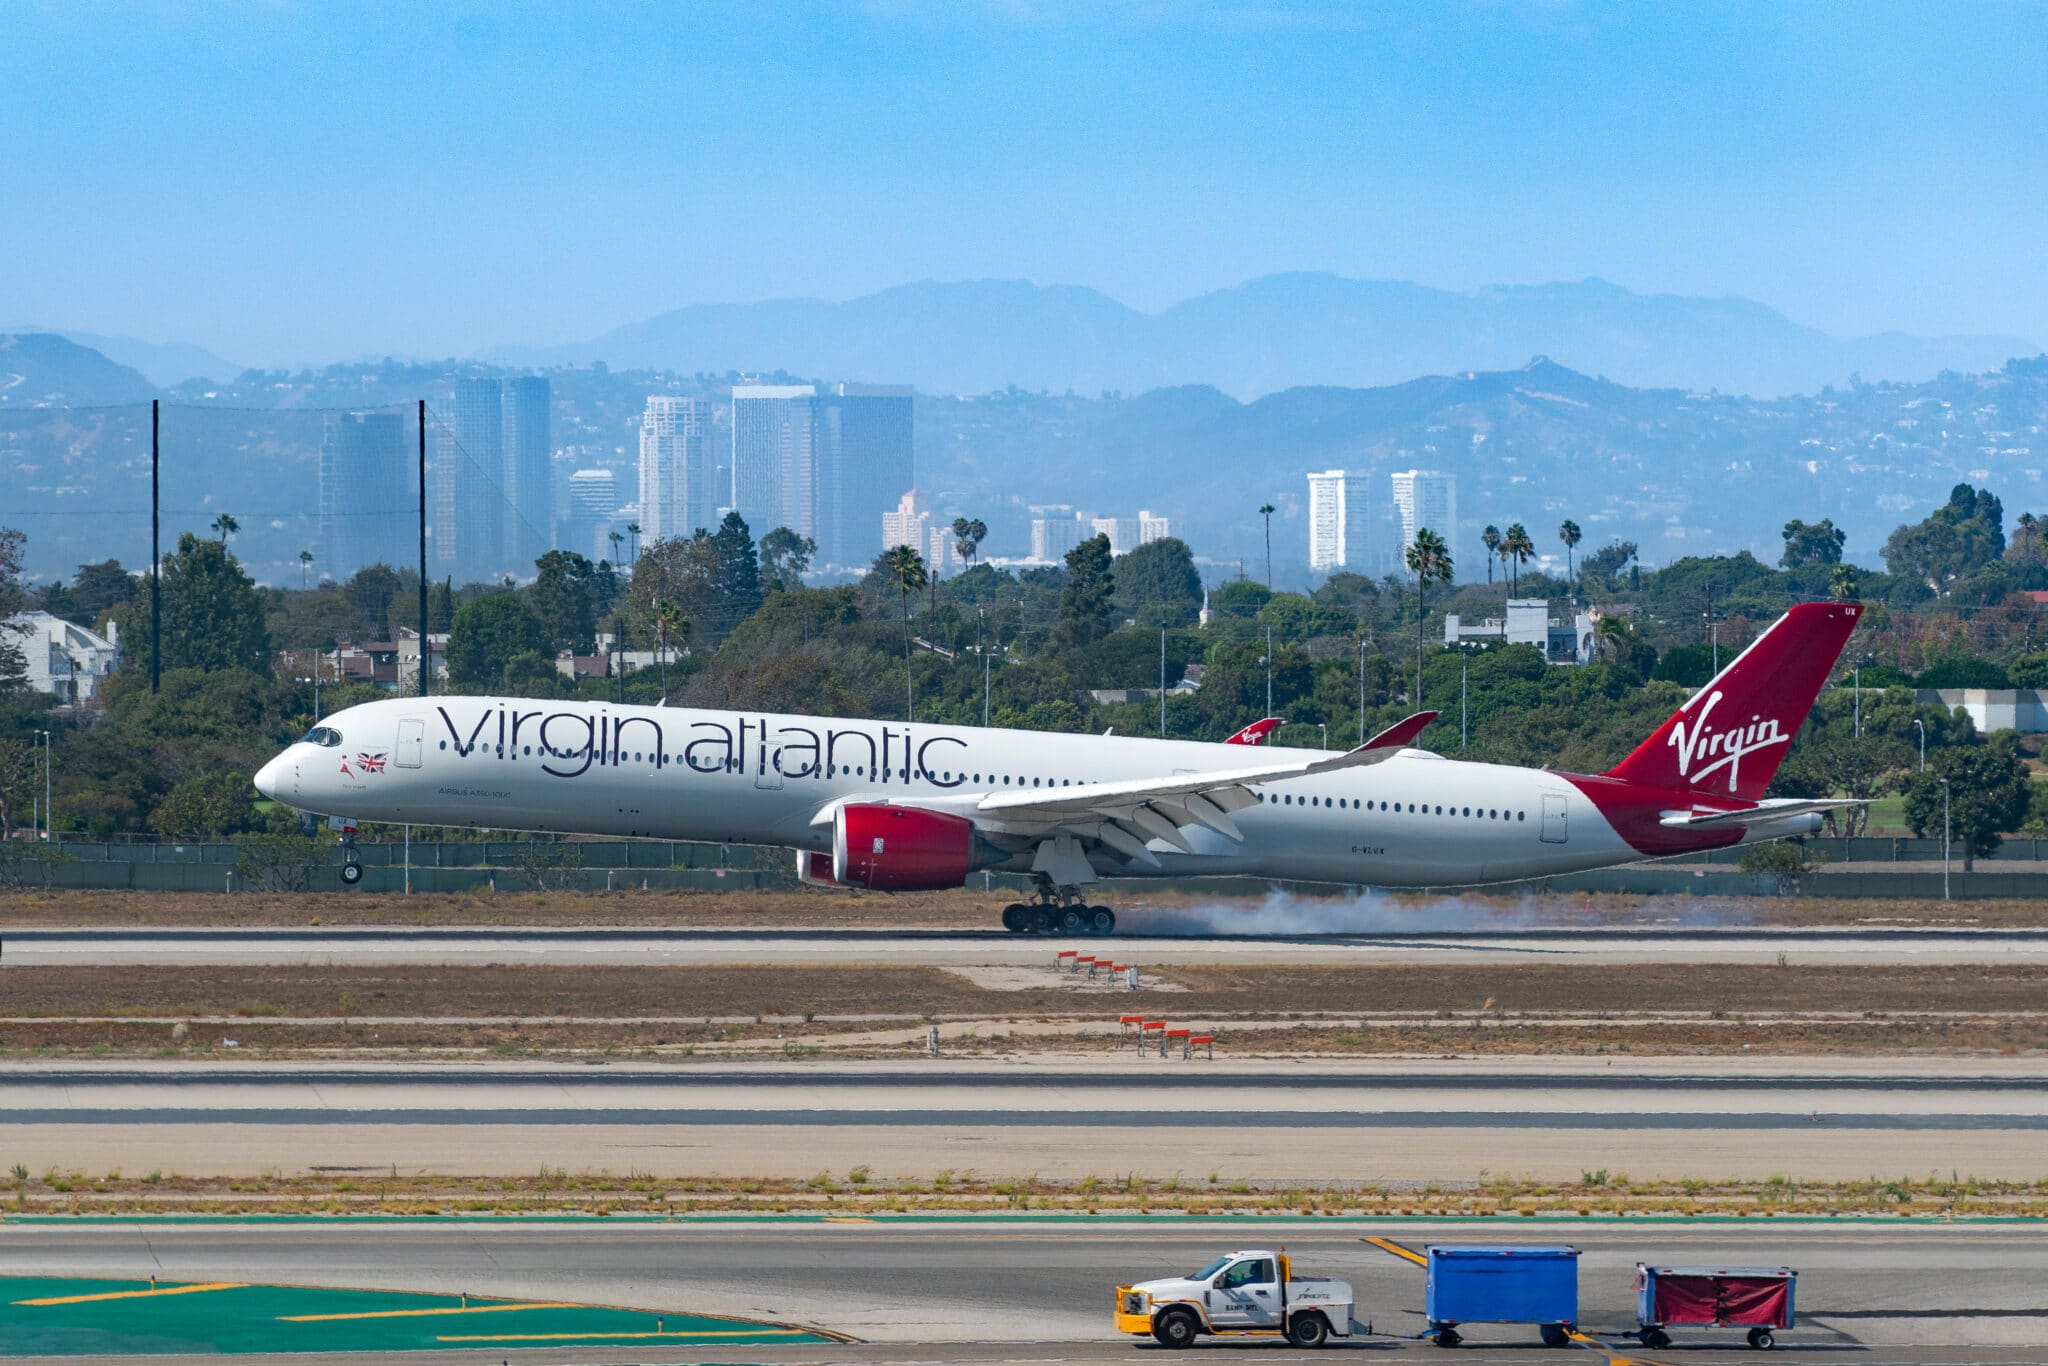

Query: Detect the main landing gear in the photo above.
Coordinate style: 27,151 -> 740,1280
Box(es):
1000,879 -> 1116,936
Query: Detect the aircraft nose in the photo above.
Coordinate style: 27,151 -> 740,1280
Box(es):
254,752 -> 287,801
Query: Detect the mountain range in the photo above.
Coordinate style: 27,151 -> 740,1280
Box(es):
499,274 -> 2037,401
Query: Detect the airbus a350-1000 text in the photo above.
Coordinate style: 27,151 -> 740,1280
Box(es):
255,602 -> 1863,932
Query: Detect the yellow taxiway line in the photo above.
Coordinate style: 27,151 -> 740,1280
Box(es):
14,1282 -> 247,1306
280,1301 -> 580,1321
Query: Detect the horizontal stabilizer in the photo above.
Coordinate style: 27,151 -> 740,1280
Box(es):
1658,798 -> 1867,830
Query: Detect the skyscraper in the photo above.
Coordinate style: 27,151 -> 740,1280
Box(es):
1391,469 -> 1458,562
501,375 -> 552,567
730,384 -> 818,543
564,468 -> 619,564
637,396 -> 708,544
881,489 -> 954,573
1307,469 -> 1372,571
449,377 -> 504,582
318,412 -> 410,575
819,383 -> 913,568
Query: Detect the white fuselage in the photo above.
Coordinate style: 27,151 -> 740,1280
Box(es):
258,695 -> 1660,888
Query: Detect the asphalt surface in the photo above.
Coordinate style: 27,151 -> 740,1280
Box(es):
2,1218 -> 2044,1362
7,1060 -> 2044,1182
8,923 -> 2048,966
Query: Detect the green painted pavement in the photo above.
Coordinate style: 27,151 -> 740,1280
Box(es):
0,1277 -> 832,1356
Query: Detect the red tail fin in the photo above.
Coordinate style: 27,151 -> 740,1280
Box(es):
1605,602 -> 1862,800
1225,717 -> 1285,746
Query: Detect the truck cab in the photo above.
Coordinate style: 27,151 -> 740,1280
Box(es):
1116,1249 -> 1360,1348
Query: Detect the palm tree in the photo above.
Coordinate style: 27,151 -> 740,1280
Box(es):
1829,563 -> 1861,602
1258,504 -> 1276,588
882,544 -> 929,721
1503,523 -> 1535,593
1481,525 -> 1501,586
1403,528 -> 1454,705
1558,519 -> 1582,594
650,600 -> 687,695
297,549 -> 313,589
951,517 -> 987,575
1592,613 -> 1636,665
626,522 -> 642,563
607,529 -> 624,567
211,514 -> 239,546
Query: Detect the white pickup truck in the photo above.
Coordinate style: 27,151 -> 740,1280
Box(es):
1116,1249 -> 1363,1348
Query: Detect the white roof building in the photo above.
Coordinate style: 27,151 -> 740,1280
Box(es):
6,610 -> 122,702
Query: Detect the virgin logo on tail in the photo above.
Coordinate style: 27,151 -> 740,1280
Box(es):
1666,689 -> 1789,794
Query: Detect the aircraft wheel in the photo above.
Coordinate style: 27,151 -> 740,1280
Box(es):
1032,905 -> 1058,934
1001,904 -> 1029,932
1059,906 -> 1086,935
339,861 -> 363,886
1088,906 -> 1115,935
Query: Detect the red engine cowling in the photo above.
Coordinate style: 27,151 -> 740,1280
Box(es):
832,803 -> 976,891
795,850 -> 845,888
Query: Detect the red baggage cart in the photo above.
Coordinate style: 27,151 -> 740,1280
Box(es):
1635,1264 -> 1796,1350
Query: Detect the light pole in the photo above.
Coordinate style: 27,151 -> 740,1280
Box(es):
980,608 -> 990,728
1914,718 -> 1925,772
1940,776 -> 1951,901
1319,721 -> 1328,751
1264,625 -> 1273,717
301,672 -> 323,722
1357,636 -> 1368,743
1159,627 -> 1167,738
1853,665 -> 1860,739
1460,654 -> 1468,748
36,729 -> 51,843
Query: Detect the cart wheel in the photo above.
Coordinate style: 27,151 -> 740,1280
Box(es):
1433,1328 -> 1462,1348
1541,1325 -> 1570,1348
1748,1328 -> 1775,1351
1642,1329 -> 1671,1350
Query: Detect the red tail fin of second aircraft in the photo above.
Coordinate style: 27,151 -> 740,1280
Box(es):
1605,602 -> 1862,801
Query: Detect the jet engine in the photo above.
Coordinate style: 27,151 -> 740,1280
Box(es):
794,850 -> 845,888
831,802 -> 983,891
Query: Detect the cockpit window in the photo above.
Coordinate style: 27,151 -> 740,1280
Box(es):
300,726 -> 343,748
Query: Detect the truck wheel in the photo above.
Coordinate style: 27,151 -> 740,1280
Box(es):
339,861 -> 363,885
1541,1325 -> 1570,1348
1747,1328 -> 1775,1351
1433,1328 -> 1462,1348
1287,1313 -> 1330,1348
1151,1308 -> 1199,1349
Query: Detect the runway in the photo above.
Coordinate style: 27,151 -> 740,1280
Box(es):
3,1218 -> 2044,1357
9,923 -> 2048,967
7,1059 -> 2044,1181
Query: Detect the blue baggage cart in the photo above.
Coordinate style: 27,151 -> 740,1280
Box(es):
1424,1245 -> 1580,1348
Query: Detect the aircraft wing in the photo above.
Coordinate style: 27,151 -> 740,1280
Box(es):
970,711 -> 1438,866
1658,797 -> 1867,829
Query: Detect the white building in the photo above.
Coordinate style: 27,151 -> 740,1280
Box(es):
1088,510 -> 1173,556
1306,470 -> 1371,571
1391,469 -> 1457,563
882,489 -> 956,572
7,610 -> 121,702
637,396 -> 708,544
1443,599 -> 1595,664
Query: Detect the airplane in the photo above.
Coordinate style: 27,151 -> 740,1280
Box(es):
254,601 -> 1864,933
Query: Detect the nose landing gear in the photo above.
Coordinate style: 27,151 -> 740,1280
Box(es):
1000,879 -> 1116,936
337,829 -> 363,885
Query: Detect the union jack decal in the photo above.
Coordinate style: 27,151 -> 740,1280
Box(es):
354,752 -> 388,774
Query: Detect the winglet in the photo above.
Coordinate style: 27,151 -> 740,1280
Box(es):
1224,717 -> 1286,746
1362,710 -> 1438,751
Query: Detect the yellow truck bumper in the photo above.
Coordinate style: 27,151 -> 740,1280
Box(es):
1115,1311 -> 1155,1335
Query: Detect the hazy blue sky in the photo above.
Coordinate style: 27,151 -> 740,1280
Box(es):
3,1 -> 2042,365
